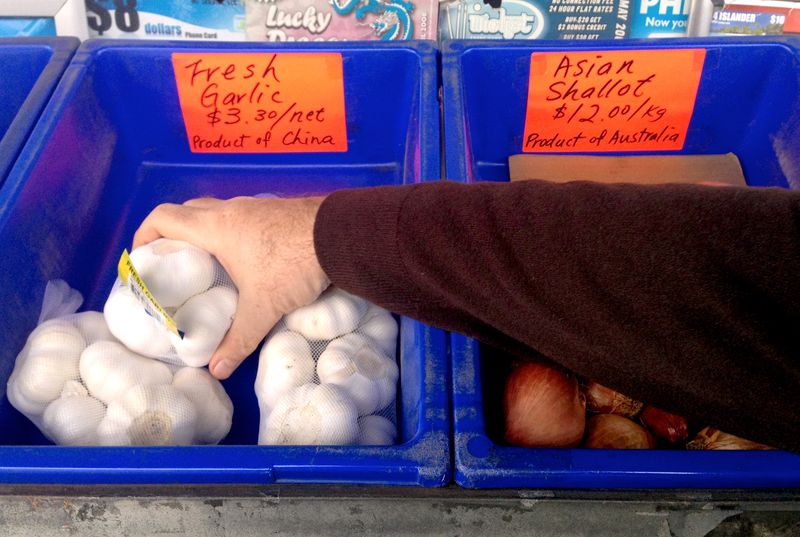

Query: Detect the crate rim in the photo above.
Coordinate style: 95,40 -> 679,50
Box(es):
0,36 -> 79,184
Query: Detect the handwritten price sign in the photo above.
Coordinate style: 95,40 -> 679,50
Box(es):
522,49 -> 706,152
172,53 -> 347,153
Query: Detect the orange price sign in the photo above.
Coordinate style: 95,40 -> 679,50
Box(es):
522,49 -> 706,153
172,52 -> 347,153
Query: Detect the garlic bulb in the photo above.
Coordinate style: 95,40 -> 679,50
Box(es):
73,311 -> 116,344
79,341 -> 173,405
172,367 -> 233,444
357,305 -> 398,357
60,380 -> 89,398
284,288 -> 368,340
97,384 -> 198,446
42,394 -> 106,446
358,415 -> 397,446
129,239 -> 216,308
12,321 -> 85,412
255,331 -> 315,410
317,334 -> 398,416
104,283 -> 172,358
27,319 -> 86,356
6,367 -> 49,416
170,287 -> 238,367
261,383 -> 359,445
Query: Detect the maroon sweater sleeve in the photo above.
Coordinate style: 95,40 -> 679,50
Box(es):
313,180 -> 800,451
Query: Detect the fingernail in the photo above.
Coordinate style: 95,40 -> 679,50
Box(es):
212,359 -> 235,379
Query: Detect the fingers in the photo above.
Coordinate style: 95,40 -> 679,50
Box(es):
208,294 -> 282,380
132,203 -> 205,250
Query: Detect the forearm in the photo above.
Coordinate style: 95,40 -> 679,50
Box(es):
314,180 -> 800,450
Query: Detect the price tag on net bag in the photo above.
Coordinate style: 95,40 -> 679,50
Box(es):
172,52 -> 348,153
522,49 -> 706,153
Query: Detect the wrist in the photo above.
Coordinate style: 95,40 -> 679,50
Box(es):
305,196 -> 330,290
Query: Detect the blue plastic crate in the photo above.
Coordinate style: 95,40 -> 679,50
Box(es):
443,38 -> 800,488
0,40 -> 450,486
0,37 -> 78,188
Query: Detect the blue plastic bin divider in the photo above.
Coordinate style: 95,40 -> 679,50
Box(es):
0,39 -> 450,486
0,37 -> 78,189
443,38 -> 800,488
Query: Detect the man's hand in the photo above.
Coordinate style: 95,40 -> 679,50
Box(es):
133,196 -> 329,379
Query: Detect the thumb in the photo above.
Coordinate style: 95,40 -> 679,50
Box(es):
209,294 -> 282,380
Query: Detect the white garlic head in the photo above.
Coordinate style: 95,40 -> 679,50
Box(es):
284,288 -> 368,340
60,379 -> 89,398
79,341 -> 173,405
27,319 -> 86,356
358,415 -> 397,446
14,351 -> 81,407
129,239 -> 216,308
255,331 -> 315,411
357,305 -> 398,358
42,394 -> 106,446
172,367 -> 233,444
97,384 -> 198,446
10,320 -> 85,413
73,311 -> 116,344
170,286 -> 238,367
261,383 -> 359,445
103,283 -> 172,358
316,334 -> 399,416
6,365 -> 49,417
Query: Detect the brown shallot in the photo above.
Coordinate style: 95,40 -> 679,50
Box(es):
504,362 -> 586,448
584,381 -> 643,418
584,414 -> 656,449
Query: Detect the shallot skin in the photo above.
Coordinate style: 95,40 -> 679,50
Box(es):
504,362 -> 586,448
584,381 -> 643,418
584,414 -> 656,449
687,427 -> 774,451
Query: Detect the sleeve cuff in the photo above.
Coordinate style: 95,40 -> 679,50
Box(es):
313,184 -> 423,309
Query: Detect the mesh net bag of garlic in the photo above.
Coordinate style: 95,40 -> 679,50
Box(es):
256,287 -> 400,446
5,241 -> 236,446
104,239 -> 238,368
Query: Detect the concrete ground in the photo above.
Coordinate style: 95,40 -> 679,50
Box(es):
1,486 -> 799,536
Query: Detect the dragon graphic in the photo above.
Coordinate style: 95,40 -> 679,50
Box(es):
330,0 -> 414,40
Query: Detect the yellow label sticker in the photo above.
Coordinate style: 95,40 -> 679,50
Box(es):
117,250 -> 183,338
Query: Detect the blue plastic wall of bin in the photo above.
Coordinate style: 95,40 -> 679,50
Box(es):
443,38 -> 800,488
0,37 -> 78,188
0,40 -> 450,486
